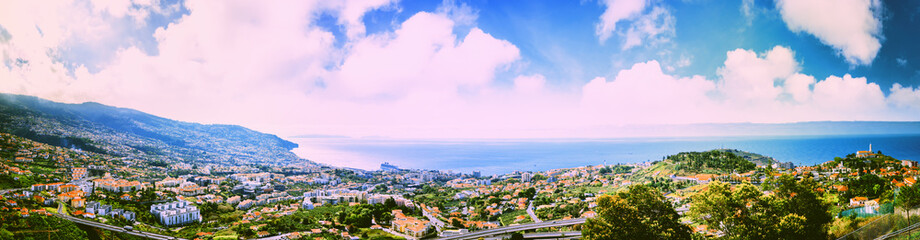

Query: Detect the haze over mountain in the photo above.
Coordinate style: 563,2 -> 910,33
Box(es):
0,93 -> 310,166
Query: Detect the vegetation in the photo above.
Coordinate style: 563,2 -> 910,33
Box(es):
667,150 -> 756,173
844,173 -> 888,199
0,215 -> 88,240
598,165 -> 634,175
582,184 -> 692,240
689,176 -> 833,240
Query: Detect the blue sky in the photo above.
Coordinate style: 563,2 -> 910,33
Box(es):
1,0 -> 919,139
342,0 -> 920,93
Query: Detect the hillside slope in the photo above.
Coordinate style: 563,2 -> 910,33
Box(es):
0,93 -> 309,166
632,149 -> 768,179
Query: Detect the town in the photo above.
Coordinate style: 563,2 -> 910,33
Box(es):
1,131 -> 918,240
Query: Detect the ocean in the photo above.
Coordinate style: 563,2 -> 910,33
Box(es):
291,134 -> 920,175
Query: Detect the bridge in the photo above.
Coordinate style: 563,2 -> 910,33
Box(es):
435,218 -> 587,240
53,213 -> 184,240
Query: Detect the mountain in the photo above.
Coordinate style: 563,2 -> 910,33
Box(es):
0,93 -> 310,166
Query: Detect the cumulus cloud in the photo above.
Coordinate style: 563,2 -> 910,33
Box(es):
775,0 -> 883,65
889,84 -> 920,111
331,12 -> 519,99
513,74 -> 546,94
325,0 -> 399,39
2,0 -> 920,139
577,46 -> 920,127
581,61 -> 716,124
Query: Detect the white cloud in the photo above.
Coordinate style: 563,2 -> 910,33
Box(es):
595,0 -> 674,50
2,0 -> 920,140
775,0 -> 882,65
596,0 -> 647,43
581,60 -> 716,124
889,84 -> 920,111
897,58 -> 908,67
622,6 -> 674,50
326,0 -> 399,39
810,74 -> 888,119
331,12 -> 519,99
514,74 -> 546,94
783,73 -> 815,103
718,46 -> 797,105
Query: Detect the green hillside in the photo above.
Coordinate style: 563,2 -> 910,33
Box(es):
632,149 -> 763,179
0,93 -> 313,167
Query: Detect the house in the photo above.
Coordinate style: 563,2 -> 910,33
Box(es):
581,210 -> 597,218
111,208 -> 124,217
903,160 -> 918,168
98,205 -> 112,216
850,197 -> 869,207
856,144 -> 876,158
123,211 -> 136,221
85,201 -> 99,214
71,197 -> 85,208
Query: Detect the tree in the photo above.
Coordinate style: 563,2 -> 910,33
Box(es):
581,184 -> 691,240
519,187 -> 536,200
509,232 -> 524,240
384,197 -> 398,209
690,177 -> 832,240
451,218 -> 464,228
897,183 -> 920,225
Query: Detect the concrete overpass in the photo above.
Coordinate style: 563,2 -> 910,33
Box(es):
53,213 -> 184,240
436,218 -> 587,240
480,231 -> 582,240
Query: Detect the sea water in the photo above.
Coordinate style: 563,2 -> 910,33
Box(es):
291,134 -> 920,175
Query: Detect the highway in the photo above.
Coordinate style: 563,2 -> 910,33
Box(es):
435,218 -> 586,240
480,231 -> 581,240
52,213 -> 184,240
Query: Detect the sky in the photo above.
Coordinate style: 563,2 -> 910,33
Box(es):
1,0 -> 920,139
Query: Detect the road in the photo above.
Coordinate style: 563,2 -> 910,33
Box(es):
435,218 -> 587,240
423,207 -> 445,232
52,212 -> 184,240
0,188 -> 25,195
526,201 -> 541,223
481,231 -> 582,240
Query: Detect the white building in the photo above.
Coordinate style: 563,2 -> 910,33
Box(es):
150,201 -> 201,226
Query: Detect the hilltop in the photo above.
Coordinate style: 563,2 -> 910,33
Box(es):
632,149 -> 768,179
0,93 -> 311,166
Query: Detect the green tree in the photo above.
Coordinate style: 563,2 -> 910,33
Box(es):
582,184 -> 691,240
897,183 -> 920,225
690,177 -> 832,240
519,187 -> 537,200
509,232 -> 524,240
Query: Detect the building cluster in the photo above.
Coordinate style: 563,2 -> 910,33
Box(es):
150,201 -> 201,226
237,192 -> 298,210
93,178 -> 143,192
391,209 -> 431,237
83,201 -> 136,221
302,188 -> 368,205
